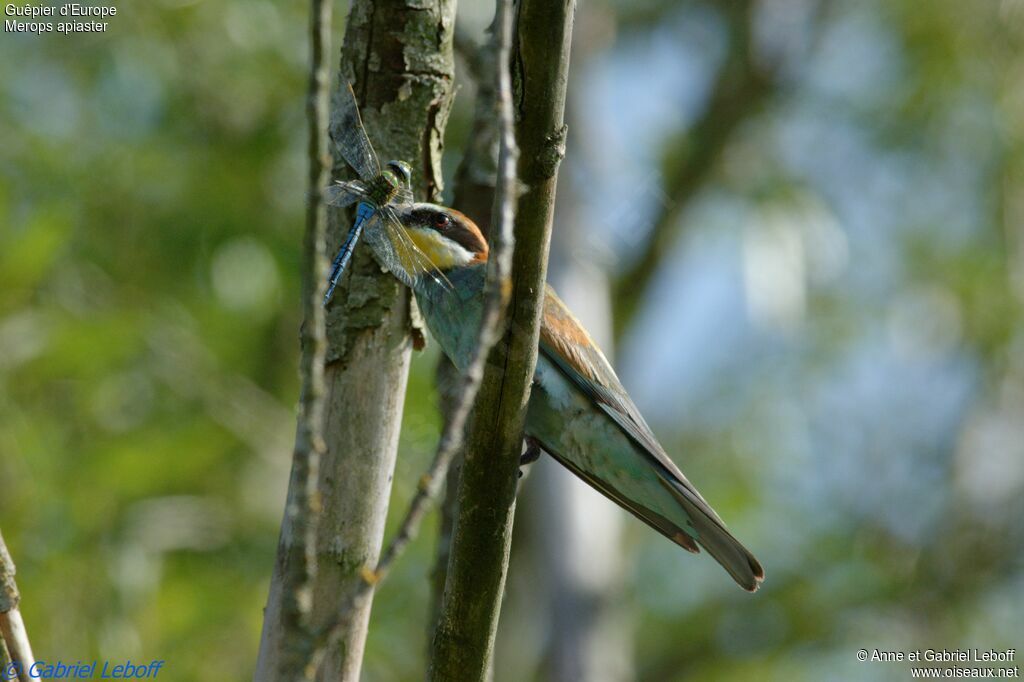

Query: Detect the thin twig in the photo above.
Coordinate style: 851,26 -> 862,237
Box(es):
430,25 -> 501,636
0,530 -> 35,682
429,0 -> 573,675
274,0 -> 331,677
1,634 -> 12,670
314,0 -> 519,650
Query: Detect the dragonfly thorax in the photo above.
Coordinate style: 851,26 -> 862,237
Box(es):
366,162 -> 410,207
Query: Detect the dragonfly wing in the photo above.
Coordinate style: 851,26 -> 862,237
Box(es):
395,186 -> 415,207
388,206 -> 454,293
331,83 -> 381,180
362,205 -> 410,281
367,204 -> 453,295
324,180 -> 369,208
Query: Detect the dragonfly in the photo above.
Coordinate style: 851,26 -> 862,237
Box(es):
323,84 -> 448,305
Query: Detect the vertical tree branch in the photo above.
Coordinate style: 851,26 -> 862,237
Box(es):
257,0 -> 331,676
426,406 -> 462,635
281,0 -> 332,676
1,634 -> 11,671
257,1 -> 456,680
427,20 -> 502,627
0,531 -> 35,682
451,31 -> 500,237
428,0 -> 574,678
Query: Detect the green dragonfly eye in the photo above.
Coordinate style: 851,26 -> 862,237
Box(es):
386,160 -> 412,186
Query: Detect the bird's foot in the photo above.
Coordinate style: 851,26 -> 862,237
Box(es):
519,437 -> 542,479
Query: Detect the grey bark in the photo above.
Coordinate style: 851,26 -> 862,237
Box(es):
256,1 -> 455,680
1,634 -> 10,671
0,530 -> 35,682
262,0 -> 333,677
428,0 -> 575,679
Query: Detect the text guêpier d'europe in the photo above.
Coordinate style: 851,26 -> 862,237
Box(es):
5,3 -> 116,34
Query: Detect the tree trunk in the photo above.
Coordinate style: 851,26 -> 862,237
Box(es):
256,1 -> 455,679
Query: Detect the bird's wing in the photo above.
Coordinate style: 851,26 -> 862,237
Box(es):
539,285 -> 704,500
539,284 -> 764,591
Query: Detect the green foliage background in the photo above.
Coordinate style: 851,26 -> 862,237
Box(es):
2,1 -> 1022,680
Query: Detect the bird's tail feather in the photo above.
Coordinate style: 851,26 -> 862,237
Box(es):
662,479 -> 764,592
539,439 -> 764,591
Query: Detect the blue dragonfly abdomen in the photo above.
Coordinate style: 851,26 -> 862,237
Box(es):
323,201 -> 376,306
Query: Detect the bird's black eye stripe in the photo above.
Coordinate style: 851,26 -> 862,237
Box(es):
412,208 -> 451,232
410,208 -> 486,255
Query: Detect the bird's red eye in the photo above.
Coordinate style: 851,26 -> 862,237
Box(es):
433,214 -> 451,229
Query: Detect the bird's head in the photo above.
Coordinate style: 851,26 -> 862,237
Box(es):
395,203 -> 489,273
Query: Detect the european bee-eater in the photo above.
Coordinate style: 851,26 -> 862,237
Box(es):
369,202 -> 764,592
